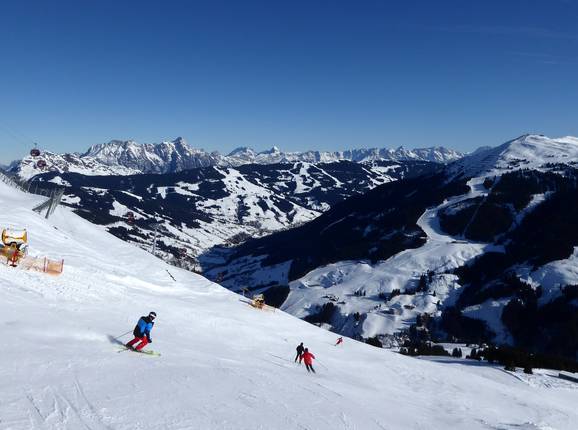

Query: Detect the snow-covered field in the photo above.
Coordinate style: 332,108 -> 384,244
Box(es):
1,180 -> 578,429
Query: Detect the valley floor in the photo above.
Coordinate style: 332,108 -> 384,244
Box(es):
1,181 -> 578,430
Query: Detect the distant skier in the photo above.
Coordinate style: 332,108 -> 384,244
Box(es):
302,348 -> 316,373
335,337 -> 343,346
125,312 -> 156,351
295,342 -> 304,363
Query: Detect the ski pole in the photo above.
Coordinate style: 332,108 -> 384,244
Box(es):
113,330 -> 132,341
316,360 -> 329,371
166,269 -> 176,281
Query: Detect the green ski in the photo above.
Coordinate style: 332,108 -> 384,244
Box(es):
117,346 -> 161,357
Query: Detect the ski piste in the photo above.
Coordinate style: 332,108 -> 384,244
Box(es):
3,175 -> 578,429
117,346 -> 161,357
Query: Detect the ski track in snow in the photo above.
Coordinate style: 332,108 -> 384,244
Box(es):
286,177 -> 503,338
285,134 -> 578,340
1,180 -> 578,429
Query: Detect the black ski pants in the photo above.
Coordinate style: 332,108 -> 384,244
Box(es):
305,364 -> 315,373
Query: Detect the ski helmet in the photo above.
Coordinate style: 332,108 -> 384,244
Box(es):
149,311 -> 157,319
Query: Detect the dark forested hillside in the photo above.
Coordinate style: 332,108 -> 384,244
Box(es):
30,160 -> 436,267
204,170 -> 468,284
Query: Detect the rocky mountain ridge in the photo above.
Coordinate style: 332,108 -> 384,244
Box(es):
10,137 -> 464,180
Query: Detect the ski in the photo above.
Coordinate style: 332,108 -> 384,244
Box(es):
117,346 -> 161,357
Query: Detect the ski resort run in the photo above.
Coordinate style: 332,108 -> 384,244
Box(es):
1,173 -> 578,429
211,135 -> 578,345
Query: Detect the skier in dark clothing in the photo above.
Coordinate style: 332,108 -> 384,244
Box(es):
302,348 -> 316,373
295,342 -> 304,363
125,312 -> 156,351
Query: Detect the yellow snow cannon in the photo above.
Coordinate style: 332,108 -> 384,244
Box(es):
2,228 -> 28,247
0,229 -> 28,266
251,294 -> 266,309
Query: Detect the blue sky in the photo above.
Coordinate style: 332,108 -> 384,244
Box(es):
1,0 -> 578,163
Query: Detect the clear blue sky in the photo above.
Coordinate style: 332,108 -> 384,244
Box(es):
1,0 -> 578,163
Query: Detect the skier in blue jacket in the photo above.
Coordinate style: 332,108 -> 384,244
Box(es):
125,312 -> 156,351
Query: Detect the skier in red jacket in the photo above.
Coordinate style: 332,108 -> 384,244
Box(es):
302,348 -> 316,373
335,337 -> 343,346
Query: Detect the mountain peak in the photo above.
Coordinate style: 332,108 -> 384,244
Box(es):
450,134 -> 578,178
227,146 -> 256,157
171,136 -> 187,146
260,146 -> 281,155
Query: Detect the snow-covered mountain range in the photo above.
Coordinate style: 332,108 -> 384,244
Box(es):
204,134 -> 578,356
31,160 -> 436,267
225,144 -> 464,165
14,133 -> 578,359
2,173 -> 577,429
9,137 -> 464,180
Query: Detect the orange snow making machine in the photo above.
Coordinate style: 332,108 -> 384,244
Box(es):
0,228 -> 28,267
249,293 -> 275,311
251,294 -> 266,309
0,228 -> 64,274
2,228 -> 28,246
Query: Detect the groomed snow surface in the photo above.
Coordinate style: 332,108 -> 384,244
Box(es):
1,181 -> 578,430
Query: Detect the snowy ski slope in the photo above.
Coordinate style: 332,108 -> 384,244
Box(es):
284,135 -> 578,340
1,181 -> 578,429
284,177 -> 498,338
